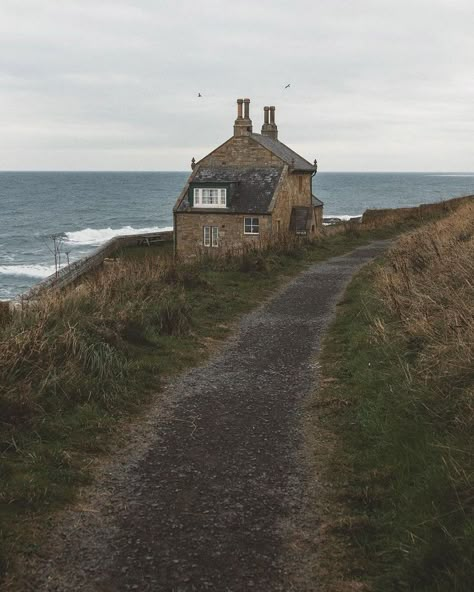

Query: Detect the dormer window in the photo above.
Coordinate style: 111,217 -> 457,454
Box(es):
193,188 -> 227,208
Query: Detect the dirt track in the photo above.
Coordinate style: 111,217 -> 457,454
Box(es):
24,241 -> 390,592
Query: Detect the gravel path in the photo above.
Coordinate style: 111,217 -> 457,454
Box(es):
24,241 -> 390,592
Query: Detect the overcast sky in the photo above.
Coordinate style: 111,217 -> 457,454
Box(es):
1,0 -> 473,171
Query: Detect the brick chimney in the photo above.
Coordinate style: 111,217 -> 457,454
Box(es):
234,98 -> 253,137
261,105 -> 278,140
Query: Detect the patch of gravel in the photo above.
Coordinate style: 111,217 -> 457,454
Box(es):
13,241 -> 391,592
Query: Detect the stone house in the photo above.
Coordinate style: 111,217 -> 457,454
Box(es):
173,98 -> 323,257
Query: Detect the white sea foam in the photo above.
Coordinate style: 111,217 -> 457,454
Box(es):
322,214 -> 362,226
324,214 -> 361,221
0,264 -> 57,278
64,225 -> 173,246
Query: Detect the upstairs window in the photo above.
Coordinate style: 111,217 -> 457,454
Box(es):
244,217 -> 259,234
194,188 -> 227,208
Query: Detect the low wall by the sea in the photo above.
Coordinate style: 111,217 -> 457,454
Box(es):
362,195 -> 474,225
15,230 -> 173,305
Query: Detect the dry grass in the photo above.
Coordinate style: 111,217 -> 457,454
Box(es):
376,201 -> 474,422
0,256 -> 194,425
1,197 -> 471,584
1,225 -> 382,581
311,201 -> 474,591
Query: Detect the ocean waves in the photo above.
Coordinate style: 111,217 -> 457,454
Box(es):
64,225 -> 173,246
0,225 -> 173,291
0,264 -> 57,278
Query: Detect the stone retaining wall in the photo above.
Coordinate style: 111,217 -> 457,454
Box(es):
15,231 -> 173,305
362,195 -> 473,225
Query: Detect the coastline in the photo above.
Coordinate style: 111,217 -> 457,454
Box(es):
1,171 -> 473,299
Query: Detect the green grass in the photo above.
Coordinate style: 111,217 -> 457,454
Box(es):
311,263 -> 473,591
0,201 -> 467,584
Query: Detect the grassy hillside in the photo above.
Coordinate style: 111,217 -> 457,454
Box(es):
0,195 -> 471,583
309,200 -> 473,591
0,223 -> 394,582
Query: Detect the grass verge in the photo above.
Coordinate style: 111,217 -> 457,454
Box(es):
0,195 -> 471,583
0,224 -> 396,582
307,201 -> 473,591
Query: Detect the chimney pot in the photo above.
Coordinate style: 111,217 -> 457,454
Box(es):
264,106 -> 269,125
237,98 -> 243,119
262,105 -> 278,140
270,106 -> 275,125
234,97 -> 253,136
243,98 -> 250,120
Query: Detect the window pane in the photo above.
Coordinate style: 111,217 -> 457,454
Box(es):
211,226 -> 219,247
193,187 -> 227,208
203,226 -> 210,247
244,217 -> 259,234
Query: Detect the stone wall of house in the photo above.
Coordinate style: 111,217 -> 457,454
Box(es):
175,212 -> 272,258
313,205 -> 323,228
271,172 -> 314,233
199,136 -> 284,167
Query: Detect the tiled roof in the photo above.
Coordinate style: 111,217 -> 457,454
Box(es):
250,133 -> 316,172
176,166 -> 283,214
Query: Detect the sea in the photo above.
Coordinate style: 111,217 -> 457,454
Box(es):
1,171 -> 473,300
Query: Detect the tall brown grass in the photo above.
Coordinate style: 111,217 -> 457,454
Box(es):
370,201 -> 474,588
0,256 -> 195,428
377,201 -> 474,408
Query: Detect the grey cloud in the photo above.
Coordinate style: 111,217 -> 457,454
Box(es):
0,0 -> 473,170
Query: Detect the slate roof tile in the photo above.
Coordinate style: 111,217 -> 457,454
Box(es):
250,133 -> 316,172
176,166 -> 283,214
312,194 -> 324,207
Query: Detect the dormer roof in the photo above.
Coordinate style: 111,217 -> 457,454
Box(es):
176,166 -> 283,214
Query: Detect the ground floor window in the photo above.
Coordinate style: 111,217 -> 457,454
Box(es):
244,217 -> 259,234
203,226 -> 219,247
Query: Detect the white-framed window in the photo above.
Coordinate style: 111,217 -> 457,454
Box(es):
244,217 -> 259,234
194,188 -> 227,208
203,226 -> 219,247
203,226 -> 211,247
211,226 -> 219,247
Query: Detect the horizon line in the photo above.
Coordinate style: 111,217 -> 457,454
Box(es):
1,170 -> 473,174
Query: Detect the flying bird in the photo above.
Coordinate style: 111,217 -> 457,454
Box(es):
284,84 -> 290,89
198,93 -> 202,97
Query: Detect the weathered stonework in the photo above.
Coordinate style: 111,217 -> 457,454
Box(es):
272,171 -> 316,234
199,136 -> 283,168
175,212 -> 272,258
